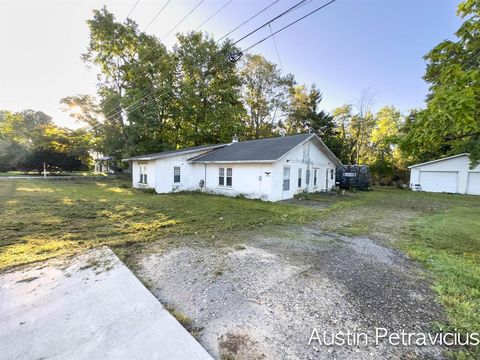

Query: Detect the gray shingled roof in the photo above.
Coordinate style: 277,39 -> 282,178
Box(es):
122,144 -> 227,161
190,134 -> 314,162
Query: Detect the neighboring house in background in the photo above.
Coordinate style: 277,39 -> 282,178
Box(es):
409,153 -> 480,195
123,134 -> 341,202
94,156 -> 113,174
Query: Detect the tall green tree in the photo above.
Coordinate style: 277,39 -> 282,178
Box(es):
284,84 -> 341,156
368,106 -> 405,181
81,8 -> 246,160
401,0 -> 480,167
239,54 -> 292,139
82,7 -> 173,160
331,102 -> 375,165
173,32 -> 245,146
332,105 -> 355,163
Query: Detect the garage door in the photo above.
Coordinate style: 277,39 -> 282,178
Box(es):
419,171 -> 458,193
467,172 -> 480,195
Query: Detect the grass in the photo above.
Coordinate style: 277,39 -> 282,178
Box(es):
1,179 -> 478,357
0,171 -> 100,177
404,207 -> 480,359
163,304 -> 204,338
310,187 -> 479,358
0,178 -> 317,270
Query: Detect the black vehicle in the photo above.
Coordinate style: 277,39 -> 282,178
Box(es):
336,165 -> 371,190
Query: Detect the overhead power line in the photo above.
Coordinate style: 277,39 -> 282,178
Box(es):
195,0 -> 234,31
144,0 -> 173,31
101,0 -> 335,125
101,0 -> 202,121
232,0 -> 308,46
217,0 -> 281,42
161,0 -> 206,41
126,0 -> 141,19
269,24 -> 283,71
242,0 -> 336,53
103,0 -> 283,122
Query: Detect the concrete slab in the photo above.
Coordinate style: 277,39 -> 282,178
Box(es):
0,247 -> 213,360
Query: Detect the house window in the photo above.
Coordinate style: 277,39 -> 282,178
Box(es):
226,168 -> 232,186
313,169 -> 318,186
306,169 -> 310,185
219,167 -> 232,187
298,168 -> 302,188
330,169 -> 334,180
174,166 -> 181,183
139,165 -> 147,184
283,166 -> 290,191
219,168 -> 225,186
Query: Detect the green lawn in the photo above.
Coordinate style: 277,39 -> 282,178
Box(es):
0,171 -> 100,177
0,178 -> 317,270
0,180 -> 478,357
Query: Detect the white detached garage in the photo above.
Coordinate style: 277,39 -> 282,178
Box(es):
409,153 -> 480,195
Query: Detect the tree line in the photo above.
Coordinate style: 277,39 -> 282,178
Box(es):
1,1 -> 478,180
0,110 -> 91,174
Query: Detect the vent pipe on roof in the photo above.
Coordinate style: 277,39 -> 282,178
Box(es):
232,134 -> 239,143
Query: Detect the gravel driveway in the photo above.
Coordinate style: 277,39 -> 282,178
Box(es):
134,224 -> 447,360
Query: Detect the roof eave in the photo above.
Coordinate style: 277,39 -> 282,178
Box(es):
122,144 -> 228,162
190,160 -> 276,164
407,153 -> 469,169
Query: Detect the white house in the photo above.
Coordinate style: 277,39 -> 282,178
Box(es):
93,156 -> 113,174
123,134 -> 341,202
409,153 -> 480,195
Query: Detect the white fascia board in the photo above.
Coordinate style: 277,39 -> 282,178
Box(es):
408,153 -> 469,169
190,160 -> 276,164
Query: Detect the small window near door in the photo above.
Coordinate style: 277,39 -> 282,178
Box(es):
313,169 -> 318,186
298,168 -> 302,188
330,169 -> 334,180
306,169 -> 310,185
283,166 -> 290,191
174,166 -> 181,183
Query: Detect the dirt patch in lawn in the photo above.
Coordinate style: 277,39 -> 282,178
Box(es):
134,224 -> 447,359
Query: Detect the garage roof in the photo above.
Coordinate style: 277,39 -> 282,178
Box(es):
408,153 -> 469,169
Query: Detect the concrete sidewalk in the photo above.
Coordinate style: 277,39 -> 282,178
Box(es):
0,247 -> 213,360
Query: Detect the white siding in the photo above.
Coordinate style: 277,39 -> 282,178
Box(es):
466,172 -> 480,195
131,149 -> 214,192
409,155 -> 480,195
131,160 -> 156,190
129,136 -> 339,201
270,139 -> 337,201
203,163 -> 273,200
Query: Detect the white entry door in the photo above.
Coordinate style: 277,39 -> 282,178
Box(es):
419,171 -> 458,193
467,172 -> 480,195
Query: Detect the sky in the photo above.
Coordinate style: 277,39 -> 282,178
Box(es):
0,0 -> 461,129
